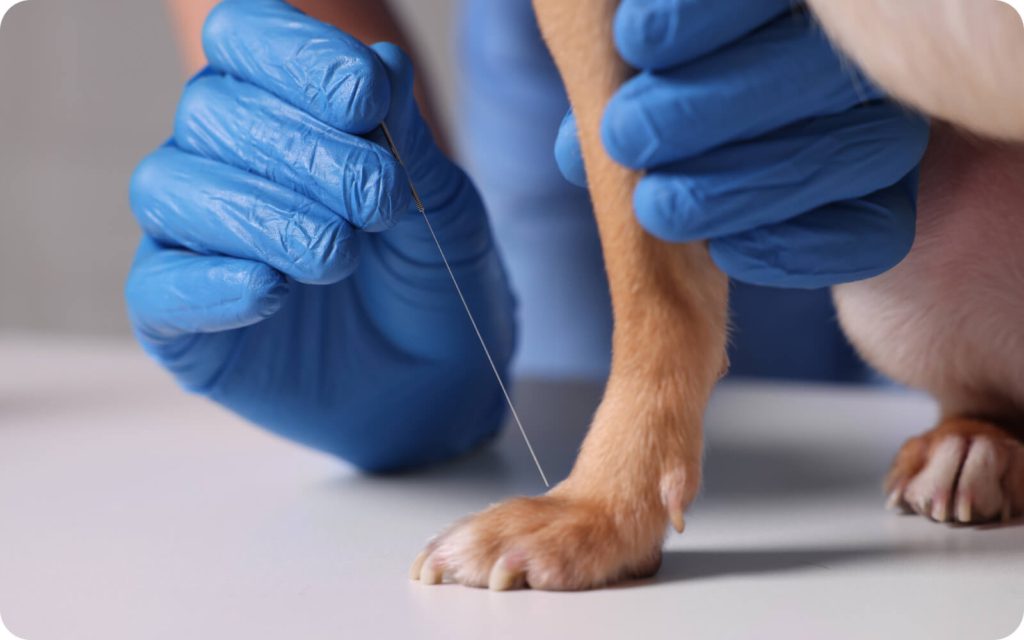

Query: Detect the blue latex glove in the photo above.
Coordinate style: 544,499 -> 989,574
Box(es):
126,0 -> 516,471
554,2 -> 930,288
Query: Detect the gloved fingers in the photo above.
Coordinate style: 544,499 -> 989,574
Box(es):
554,109 -> 587,188
603,12 -> 885,170
369,42 -> 496,269
709,177 -> 918,289
633,103 -> 929,243
369,42 -> 460,211
174,73 -> 410,232
131,146 -> 360,285
202,0 -> 390,134
371,42 -> 417,147
125,236 -> 290,343
614,0 -> 794,70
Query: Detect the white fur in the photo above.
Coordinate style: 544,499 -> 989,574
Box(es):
806,1 -> 1024,419
833,131 -> 1024,419
808,0 -> 1024,141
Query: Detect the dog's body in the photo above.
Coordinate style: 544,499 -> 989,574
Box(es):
835,124 -> 1024,521
412,0 -> 1024,590
813,0 -> 1024,524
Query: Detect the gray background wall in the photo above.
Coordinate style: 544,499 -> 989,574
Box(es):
0,0 -> 459,336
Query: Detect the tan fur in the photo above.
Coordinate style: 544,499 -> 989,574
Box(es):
410,0 -> 729,590
808,0 -> 1024,141
411,0 -> 1024,590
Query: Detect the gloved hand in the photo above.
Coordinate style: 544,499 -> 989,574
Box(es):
554,1 -> 930,288
126,0 -> 516,471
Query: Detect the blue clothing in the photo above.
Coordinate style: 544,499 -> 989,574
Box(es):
456,0 -> 870,382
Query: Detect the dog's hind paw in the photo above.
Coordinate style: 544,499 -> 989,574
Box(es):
886,418 -> 1024,524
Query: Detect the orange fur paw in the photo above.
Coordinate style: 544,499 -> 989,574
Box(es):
885,418 -> 1024,524
409,491 -> 666,591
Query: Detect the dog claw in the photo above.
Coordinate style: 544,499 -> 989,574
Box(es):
669,507 -> 686,534
488,556 -> 525,591
956,495 -> 972,524
886,489 -> 903,511
420,556 -> 443,585
409,550 -> 428,581
660,468 -> 690,534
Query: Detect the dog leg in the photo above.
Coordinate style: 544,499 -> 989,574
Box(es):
409,0 -> 729,590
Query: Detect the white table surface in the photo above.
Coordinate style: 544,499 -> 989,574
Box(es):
0,334 -> 1021,640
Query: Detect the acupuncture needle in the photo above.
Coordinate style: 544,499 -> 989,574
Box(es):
378,122 -> 550,489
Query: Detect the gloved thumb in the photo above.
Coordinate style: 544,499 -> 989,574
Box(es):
554,109 -> 588,188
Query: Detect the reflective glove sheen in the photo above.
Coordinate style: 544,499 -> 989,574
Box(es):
126,0 -> 515,471
555,1 -> 930,288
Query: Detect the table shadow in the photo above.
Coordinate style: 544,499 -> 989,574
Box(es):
332,378 -> 887,502
658,546 -> 896,582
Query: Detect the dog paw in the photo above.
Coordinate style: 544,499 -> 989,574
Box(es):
885,418 -> 1024,524
409,490 -> 666,591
